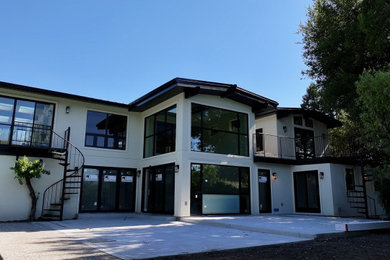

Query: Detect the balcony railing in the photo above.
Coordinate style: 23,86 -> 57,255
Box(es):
253,133 -> 331,160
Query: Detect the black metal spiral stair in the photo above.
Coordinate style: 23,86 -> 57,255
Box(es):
346,170 -> 377,218
40,127 -> 85,221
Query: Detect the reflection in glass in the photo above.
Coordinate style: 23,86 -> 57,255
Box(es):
85,111 -> 127,150
191,103 -> 248,156
81,168 -> 100,211
144,106 -> 176,157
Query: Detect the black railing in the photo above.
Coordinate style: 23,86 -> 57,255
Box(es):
10,121 -> 53,148
41,127 -> 85,220
253,133 -> 331,160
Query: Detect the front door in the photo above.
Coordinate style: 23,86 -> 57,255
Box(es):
142,164 -> 175,214
258,169 -> 271,213
293,170 -> 320,213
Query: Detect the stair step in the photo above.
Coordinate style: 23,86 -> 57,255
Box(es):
59,162 -> 70,167
65,181 -> 81,184
45,209 -> 61,212
351,206 -> 366,209
63,192 -> 78,195
66,169 -> 79,173
50,203 -> 61,207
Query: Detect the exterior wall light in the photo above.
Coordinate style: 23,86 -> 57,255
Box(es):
283,126 -> 287,133
175,165 -> 180,173
65,106 -> 71,114
320,172 -> 324,180
272,172 -> 278,180
137,170 -> 141,177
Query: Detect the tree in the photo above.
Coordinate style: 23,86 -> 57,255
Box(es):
11,156 -> 50,221
356,66 -> 390,213
300,0 -> 390,115
301,83 -> 323,111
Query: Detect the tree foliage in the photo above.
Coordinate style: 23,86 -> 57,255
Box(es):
300,0 -> 390,115
356,67 -> 390,213
10,156 -> 50,221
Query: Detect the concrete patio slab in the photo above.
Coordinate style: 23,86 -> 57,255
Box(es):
37,213 -> 309,259
180,214 -> 390,239
2,213 -> 389,259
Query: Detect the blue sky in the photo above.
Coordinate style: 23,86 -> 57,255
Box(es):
0,0 -> 313,107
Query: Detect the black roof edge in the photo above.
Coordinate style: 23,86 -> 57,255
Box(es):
0,81 -> 129,109
129,77 -> 278,111
275,107 -> 342,128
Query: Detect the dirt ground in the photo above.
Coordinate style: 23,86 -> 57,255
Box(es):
153,230 -> 390,260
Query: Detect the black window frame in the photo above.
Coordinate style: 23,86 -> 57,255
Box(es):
143,105 -> 177,158
0,95 -> 55,148
255,128 -> 264,152
85,110 -> 127,150
79,166 -> 137,213
191,103 -> 249,156
190,163 -> 251,215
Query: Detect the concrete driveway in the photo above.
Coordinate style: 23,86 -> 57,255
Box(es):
1,213 -> 389,259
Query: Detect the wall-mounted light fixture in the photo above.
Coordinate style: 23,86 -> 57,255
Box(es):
137,170 -> 141,177
320,172 -> 324,180
175,164 -> 180,173
283,126 -> 287,133
65,106 -> 71,114
272,172 -> 278,181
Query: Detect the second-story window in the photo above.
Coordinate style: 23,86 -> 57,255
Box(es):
0,96 -> 54,147
85,111 -> 127,150
144,105 -> 177,158
191,103 -> 249,156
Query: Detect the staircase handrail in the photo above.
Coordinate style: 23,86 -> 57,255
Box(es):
41,128 -> 85,220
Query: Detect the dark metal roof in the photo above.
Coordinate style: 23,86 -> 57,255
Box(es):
256,107 -> 342,128
0,81 -> 129,109
129,78 -> 278,112
0,78 -> 279,113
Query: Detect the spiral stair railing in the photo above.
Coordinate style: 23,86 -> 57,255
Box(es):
41,127 -> 85,221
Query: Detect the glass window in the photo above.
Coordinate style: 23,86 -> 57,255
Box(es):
190,163 -> 250,215
305,118 -> 314,128
191,103 -> 248,156
143,105 -> 176,158
85,111 -> 127,150
294,116 -> 303,125
295,128 -> 315,159
0,96 -> 54,147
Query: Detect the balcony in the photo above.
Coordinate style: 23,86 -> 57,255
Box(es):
253,133 -> 354,164
0,121 -> 67,157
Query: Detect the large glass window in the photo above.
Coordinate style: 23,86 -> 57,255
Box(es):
191,163 -> 250,215
191,103 -> 248,156
85,111 -> 127,150
0,96 -> 54,147
294,128 -> 315,159
80,167 -> 137,212
144,106 -> 176,158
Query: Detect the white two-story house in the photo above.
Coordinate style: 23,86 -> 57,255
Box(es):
0,78 -> 384,221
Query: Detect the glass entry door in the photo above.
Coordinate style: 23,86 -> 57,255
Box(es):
258,169 -> 271,213
142,164 -> 175,214
293,171 -> 320,213
80,167 -> 136,212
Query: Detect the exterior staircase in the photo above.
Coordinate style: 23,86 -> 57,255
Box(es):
40,127 -> 85,221
346,170 -> 377,218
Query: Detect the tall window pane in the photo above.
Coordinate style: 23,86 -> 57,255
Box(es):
191,103 -> 248,156
144,105 -> 176,158
0,97 -> 14,145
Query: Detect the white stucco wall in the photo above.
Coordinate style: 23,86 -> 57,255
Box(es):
0,155 -> 65,221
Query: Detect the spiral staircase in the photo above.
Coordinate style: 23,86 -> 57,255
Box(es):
40,127 -> 85,221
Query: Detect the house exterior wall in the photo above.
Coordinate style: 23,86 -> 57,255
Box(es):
1,83 -> 385,221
